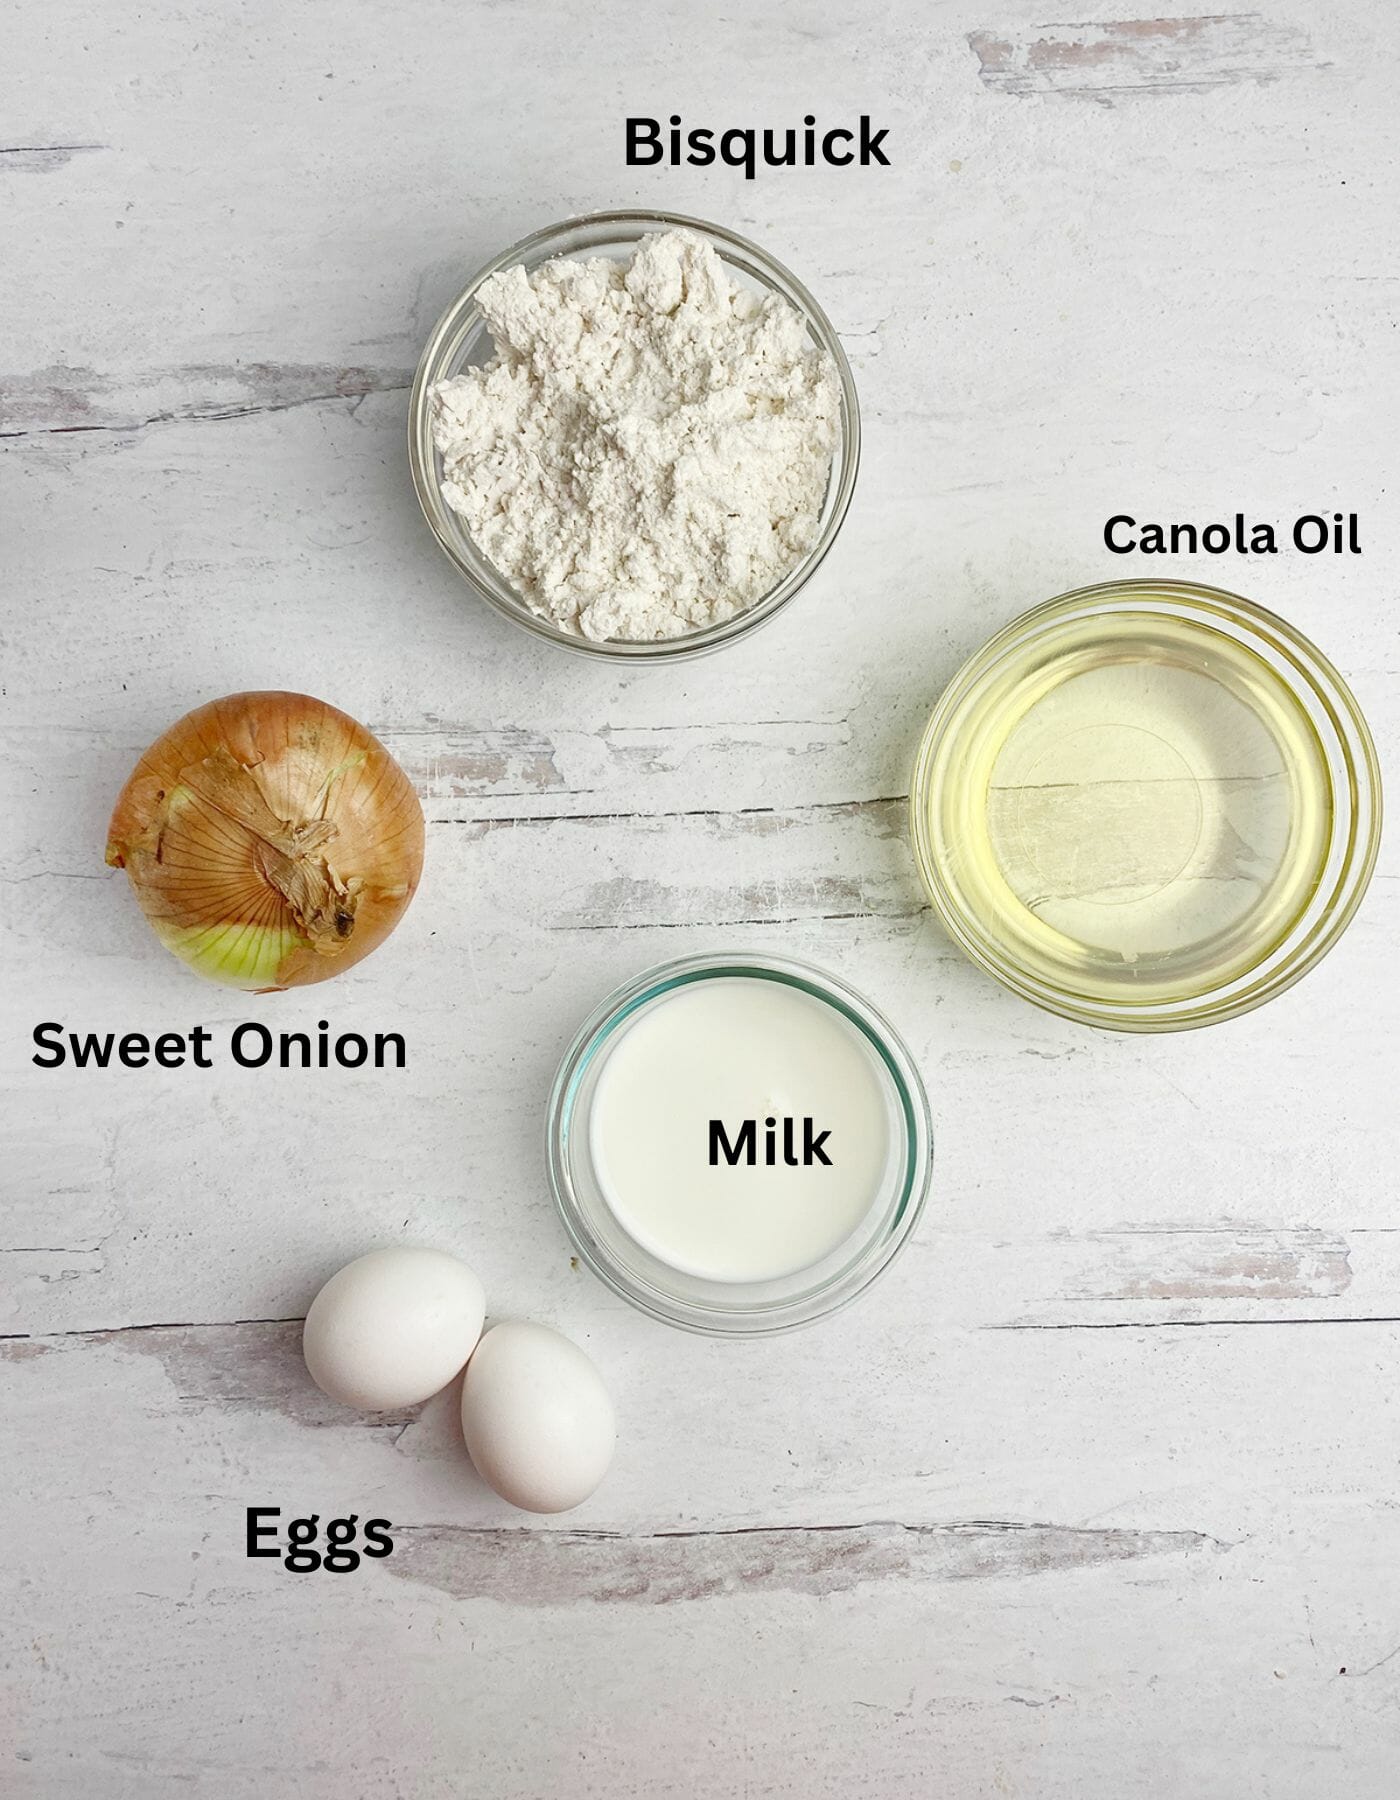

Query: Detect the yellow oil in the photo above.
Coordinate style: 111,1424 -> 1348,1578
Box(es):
921,611 -> 1333,1004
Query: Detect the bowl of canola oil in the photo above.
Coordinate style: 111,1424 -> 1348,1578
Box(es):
910,579 -> 1381,1031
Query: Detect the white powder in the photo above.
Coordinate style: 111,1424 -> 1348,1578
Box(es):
429,230 -> 840,643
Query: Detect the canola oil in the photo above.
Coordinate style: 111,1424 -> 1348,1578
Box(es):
917,609 -> 1334,1006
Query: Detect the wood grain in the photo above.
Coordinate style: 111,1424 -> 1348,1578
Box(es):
968,14 -> 1328,100
385,1518 -> 1220,1606
0,143 -> 105,173
0,363 -> 411,439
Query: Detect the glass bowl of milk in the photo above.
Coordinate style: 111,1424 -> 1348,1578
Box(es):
548,953 -> 933,1335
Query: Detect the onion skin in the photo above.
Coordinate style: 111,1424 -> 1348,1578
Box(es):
106,692 -> 425,991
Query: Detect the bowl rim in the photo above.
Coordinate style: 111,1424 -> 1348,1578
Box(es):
545,950 -> 934,1335
407,207 -> 861,663
909,577 -> 1383,1033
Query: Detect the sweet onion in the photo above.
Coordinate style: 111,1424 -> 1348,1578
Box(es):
106,692 -> 425,991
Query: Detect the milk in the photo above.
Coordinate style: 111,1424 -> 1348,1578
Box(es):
587,976 -> 896,1284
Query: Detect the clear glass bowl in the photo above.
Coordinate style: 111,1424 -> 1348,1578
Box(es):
910,579 -> 1382,1032
547,953 -> 933,1335
407,209 -> 859,662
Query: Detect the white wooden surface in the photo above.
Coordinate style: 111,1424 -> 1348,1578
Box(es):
3,2 -> 1398,1794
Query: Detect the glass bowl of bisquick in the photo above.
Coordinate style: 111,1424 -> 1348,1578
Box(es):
408,209 -> 860,662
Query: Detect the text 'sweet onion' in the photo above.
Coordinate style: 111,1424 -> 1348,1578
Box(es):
106,692 -> 425,990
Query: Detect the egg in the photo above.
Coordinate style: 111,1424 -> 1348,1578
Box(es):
461,1321 -> 616,1514
303,1247 -> 485,1410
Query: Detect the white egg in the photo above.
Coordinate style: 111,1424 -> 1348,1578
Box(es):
461,1321 -> 616,1514
303,1247 -> 485,1410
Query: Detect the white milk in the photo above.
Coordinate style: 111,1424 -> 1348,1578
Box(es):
588,977 -> 896,1284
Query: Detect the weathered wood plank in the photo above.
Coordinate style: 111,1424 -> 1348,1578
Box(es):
385,1517 -> 1220,1606
0,363 -> 411,438
6,1311 -> 1400,1543
2,775 -> 1394,1338
968,14 -> 1329,101
6,1312 -> 1400,1796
